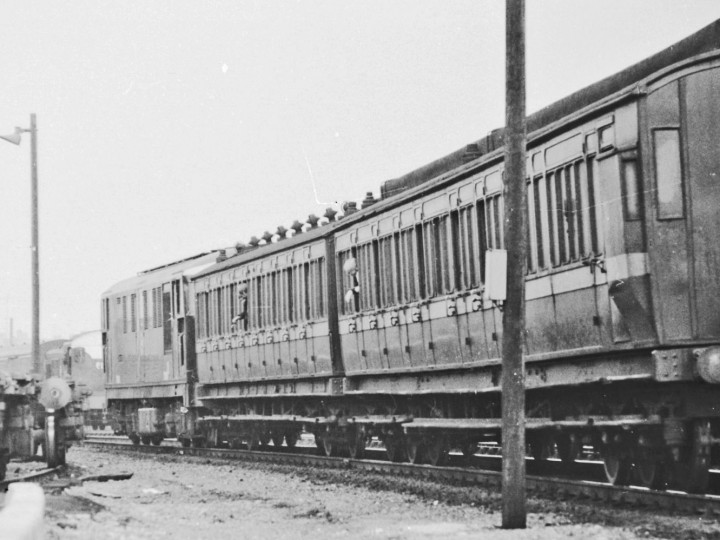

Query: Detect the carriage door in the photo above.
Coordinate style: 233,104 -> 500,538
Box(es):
171,279 -> 185,379
646,69 -> 720,342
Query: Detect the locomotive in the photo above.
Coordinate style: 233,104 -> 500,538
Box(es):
102,20 -> 720,493
0,340 -> 85,478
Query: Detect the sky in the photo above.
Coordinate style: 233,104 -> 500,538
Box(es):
1,0 -> 720,341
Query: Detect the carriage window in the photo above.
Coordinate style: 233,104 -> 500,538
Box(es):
337,250 -> 354,315
162,284 -> 172,351
153,287 -> 163,329
398,229 -> 418,303
551,170 -> 568,264
541,158 -> 599,266
102,298 -> 110,332
454,206 -> 479,289
122,296 -> 128,334
173,280 -> 181,315
293,264 -> 304,321
525,179 -> 536,273
266,274 -> 275,326
422,221 -> 437,297
488,195 -> 504,249
130,294 -> 137,333
217,287 -> 226,334
622,159 -> 642,221
580,156 -> 599,255
533,176 -> 548,269
654,129 -> 684,219
287,268 -> 294,323
307,263 -> 317,319
309,258 -> 326,319
422,215 -> 452,298
277,269 -> 289,324
476,194 -> 503,281
227,283 -> 236,328
268,274 -> 275,326
378,236 -> 396,307
196,292 -> 207,338
277,270 -> 285,324
477,200 -> 489,282
356,243 -> 377,311
297,259 -> 327,320
248,277 -> 261,329
599,125 -> 615,151
142,291 -> 149,330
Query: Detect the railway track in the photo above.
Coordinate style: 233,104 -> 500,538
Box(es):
81,436 -> 720,516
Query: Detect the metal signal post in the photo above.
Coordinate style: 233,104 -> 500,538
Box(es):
502,0 -> 527,529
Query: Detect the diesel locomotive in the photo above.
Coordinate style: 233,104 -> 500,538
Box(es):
102,20 -> 720,493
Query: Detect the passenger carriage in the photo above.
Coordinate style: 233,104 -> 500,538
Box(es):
102,20 -> 720,493
101,252 -> 222,444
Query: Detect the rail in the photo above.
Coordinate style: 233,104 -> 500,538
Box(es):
81,438 -> 720,516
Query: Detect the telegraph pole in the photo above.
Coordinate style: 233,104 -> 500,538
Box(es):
501,0 -> 527,529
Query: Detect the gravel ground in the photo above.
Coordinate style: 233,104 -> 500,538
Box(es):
32,445 -> 720,539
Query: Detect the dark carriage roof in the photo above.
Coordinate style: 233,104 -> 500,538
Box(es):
191,19 -> 720,281
381,18 -> 720,198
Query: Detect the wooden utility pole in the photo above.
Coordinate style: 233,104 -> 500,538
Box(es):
501,0 -> 527,529
30,113 -> 41,378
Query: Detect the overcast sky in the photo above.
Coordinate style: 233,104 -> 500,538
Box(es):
1,1 -> 720,341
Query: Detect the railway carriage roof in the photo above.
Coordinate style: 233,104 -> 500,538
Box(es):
103,252 -> 222,296
381,18 -> 720,199
127,19 -> 720,286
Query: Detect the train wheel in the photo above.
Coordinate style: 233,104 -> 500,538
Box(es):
271,432 -> 284,448
191,437 -> 206,448
384,436 -> 407,462
141,436 -> 152,446
633,453 -> 667,490
229,438 -> 243,449
425,438 -> 448,466
285,431 -> 299,449
347,428 -> 366,459
151,434 -> 163,446
322,435 -> 335,457
556,434 -> 580,464
405,439 -> 423,464
669,420 -> 711,494
461,442 -> 478,459
207,428 -> 219,448
44,414 -> 66,468
129,433 -> 140,445
313,432 -> 324,455
180,438 -> 191,448
528,434 -> 552,461
246,432 -> 260,451
259,432 -> 270,447
602,447 -> 632,486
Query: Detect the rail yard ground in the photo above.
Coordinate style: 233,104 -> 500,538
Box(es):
23,444 -> 720,539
